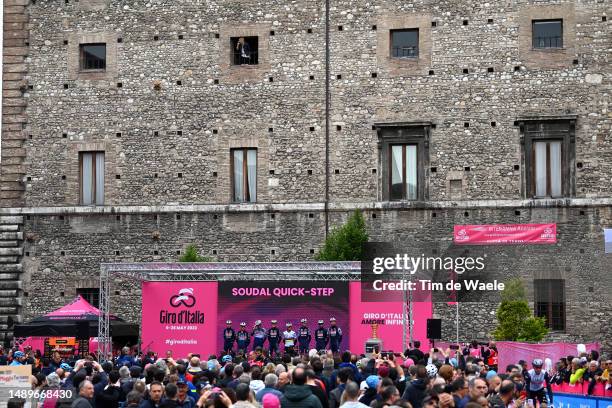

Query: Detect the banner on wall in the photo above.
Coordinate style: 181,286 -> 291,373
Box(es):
218,282 -> 349,352
141,282 -> 218,357
454,224 -> 557,245
348,282 -> 431,353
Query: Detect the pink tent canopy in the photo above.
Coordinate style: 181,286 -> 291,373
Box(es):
31,295 -> 119,321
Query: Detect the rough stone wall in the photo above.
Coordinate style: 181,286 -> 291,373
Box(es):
20,0 -> 611,206
1,0 -> 28,207
19,205 -> 612,352
1,0 -> 611,351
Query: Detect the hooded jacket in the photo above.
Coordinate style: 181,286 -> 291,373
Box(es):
402,378 -> 428,408
280,385 -> 323,408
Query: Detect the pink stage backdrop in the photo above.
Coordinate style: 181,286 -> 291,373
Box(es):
454,224 -> 556,245
349,282 -> 431,353
141,282 -> 218,357
497,341 -> 600,372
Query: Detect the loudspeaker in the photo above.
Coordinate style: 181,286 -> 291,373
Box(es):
426,319 -> 442,340
76,321 -> 89,340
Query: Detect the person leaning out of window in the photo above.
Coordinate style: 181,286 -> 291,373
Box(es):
236,38 -> 251,65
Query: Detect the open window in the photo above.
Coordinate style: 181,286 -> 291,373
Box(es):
376,122 -> 431,201
79,151 -> 105,205
519,118 -> 575,199
231,148 -> 257,203
230,36 -> 259,65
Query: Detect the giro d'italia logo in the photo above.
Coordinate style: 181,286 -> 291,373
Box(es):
170,288 -> 196,308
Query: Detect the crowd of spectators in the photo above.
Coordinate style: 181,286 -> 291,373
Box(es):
1,341 -> 609,408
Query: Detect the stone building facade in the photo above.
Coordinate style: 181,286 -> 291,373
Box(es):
1,0 -> 611,351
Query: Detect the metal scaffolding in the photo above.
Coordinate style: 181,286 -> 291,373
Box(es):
97,262 -> 361,360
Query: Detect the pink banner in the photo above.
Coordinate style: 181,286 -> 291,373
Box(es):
552,382 -> 612,398
141,282 -> 218,358
20,337 -> 98,354
349,282 -> 431,353
496,341 -> 600,374
454,224 -> 556,245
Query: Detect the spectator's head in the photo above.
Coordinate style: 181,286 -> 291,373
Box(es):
190,357 -> 201,368
119,366 -> 130,380
239,374 -> 251,385
278,372 -> 290,388
262,393 -> 281,408
46,373 -> 60,388
341,351 -> 351,363
251,366 -> 262,381
233,365 -> 244,379
381,386 -> 400,405
149,381 -> 164,402
153,369 -> 165,383
414,341 -> 421,349
588,361 -> 599,372
487,375 -> 501,393
72,372 -> 86,390
224,363 -> 234,378
126,390 -> 142,406
130,366 -> 142,379
275,364 -> 286,376
469,378 -> 488,399
7,399 -> 26,408
78,380 -> 94,399
292,367 -> 307,386
571,358 -> 580,369
311,359 -> 323,373
475,396 -> 489,408
452,378 -> 468,398
378,365 -> 390,378
235,383 -> 251,402
177,381 -> 189,400
416,365 -> 429,380
102,361 -> 114,374
165,383 -> 178,400
134,380 -> 146,394
499,380 -> 515,402
438,365 -> 454,383
337,367 -> 353,384
423,394 -> 439,408
52,351 -> 61,364
264,373 -> 278,388
343,381 -> 361,402
108,370 -> 121,385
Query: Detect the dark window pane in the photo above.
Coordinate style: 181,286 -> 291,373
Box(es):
391,29 -> 419,58
80,43 -> 106,70
76,288 -> 100,307
534,279 -> 565,331
532,20 -> 563,48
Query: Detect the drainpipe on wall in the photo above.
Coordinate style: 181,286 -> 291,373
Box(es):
324,0 -> 330,236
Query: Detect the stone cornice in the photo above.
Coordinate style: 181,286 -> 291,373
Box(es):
1,197 -> 610,215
